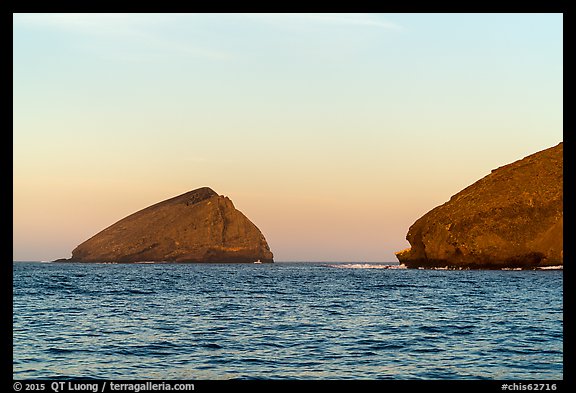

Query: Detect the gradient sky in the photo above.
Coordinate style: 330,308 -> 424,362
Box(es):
13,13 -> 563,262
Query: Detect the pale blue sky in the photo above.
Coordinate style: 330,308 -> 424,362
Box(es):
13,13 -> 563,262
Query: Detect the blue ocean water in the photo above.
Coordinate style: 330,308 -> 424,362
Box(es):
12,262 -> 563,380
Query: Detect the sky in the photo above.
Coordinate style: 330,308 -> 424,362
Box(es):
13,13 -> 563,262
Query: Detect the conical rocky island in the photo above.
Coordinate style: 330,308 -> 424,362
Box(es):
396,142 -> 563,269
62,187 -> 274,263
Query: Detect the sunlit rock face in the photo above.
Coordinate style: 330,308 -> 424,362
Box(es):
66,187 -> 274,263
396,143 -> 563,269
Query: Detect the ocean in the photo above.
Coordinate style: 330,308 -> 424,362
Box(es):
12,261 -> 563,380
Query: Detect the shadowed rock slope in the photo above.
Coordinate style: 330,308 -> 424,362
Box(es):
65,187 -> 274,263
396,143 -> 563,269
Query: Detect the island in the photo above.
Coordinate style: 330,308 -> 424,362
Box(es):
395,142 -> 563,269
60,187 -> 274,263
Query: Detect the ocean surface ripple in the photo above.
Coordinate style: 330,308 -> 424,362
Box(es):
13,262 -> 563,380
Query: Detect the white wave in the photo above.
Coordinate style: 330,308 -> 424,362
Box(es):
326,263 -> 407,269
502,266 -> 564,271
537,265 -> 563,270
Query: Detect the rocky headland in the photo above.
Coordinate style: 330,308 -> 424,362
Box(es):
396,143 -> 563,269
62,187 -> 274,263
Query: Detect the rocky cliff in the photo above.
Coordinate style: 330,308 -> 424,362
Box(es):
65,187 -> 274,263
396,143 -> 563,269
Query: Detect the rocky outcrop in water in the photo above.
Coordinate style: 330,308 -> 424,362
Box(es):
396,143 -> 563,269
64,187 -> 274,263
